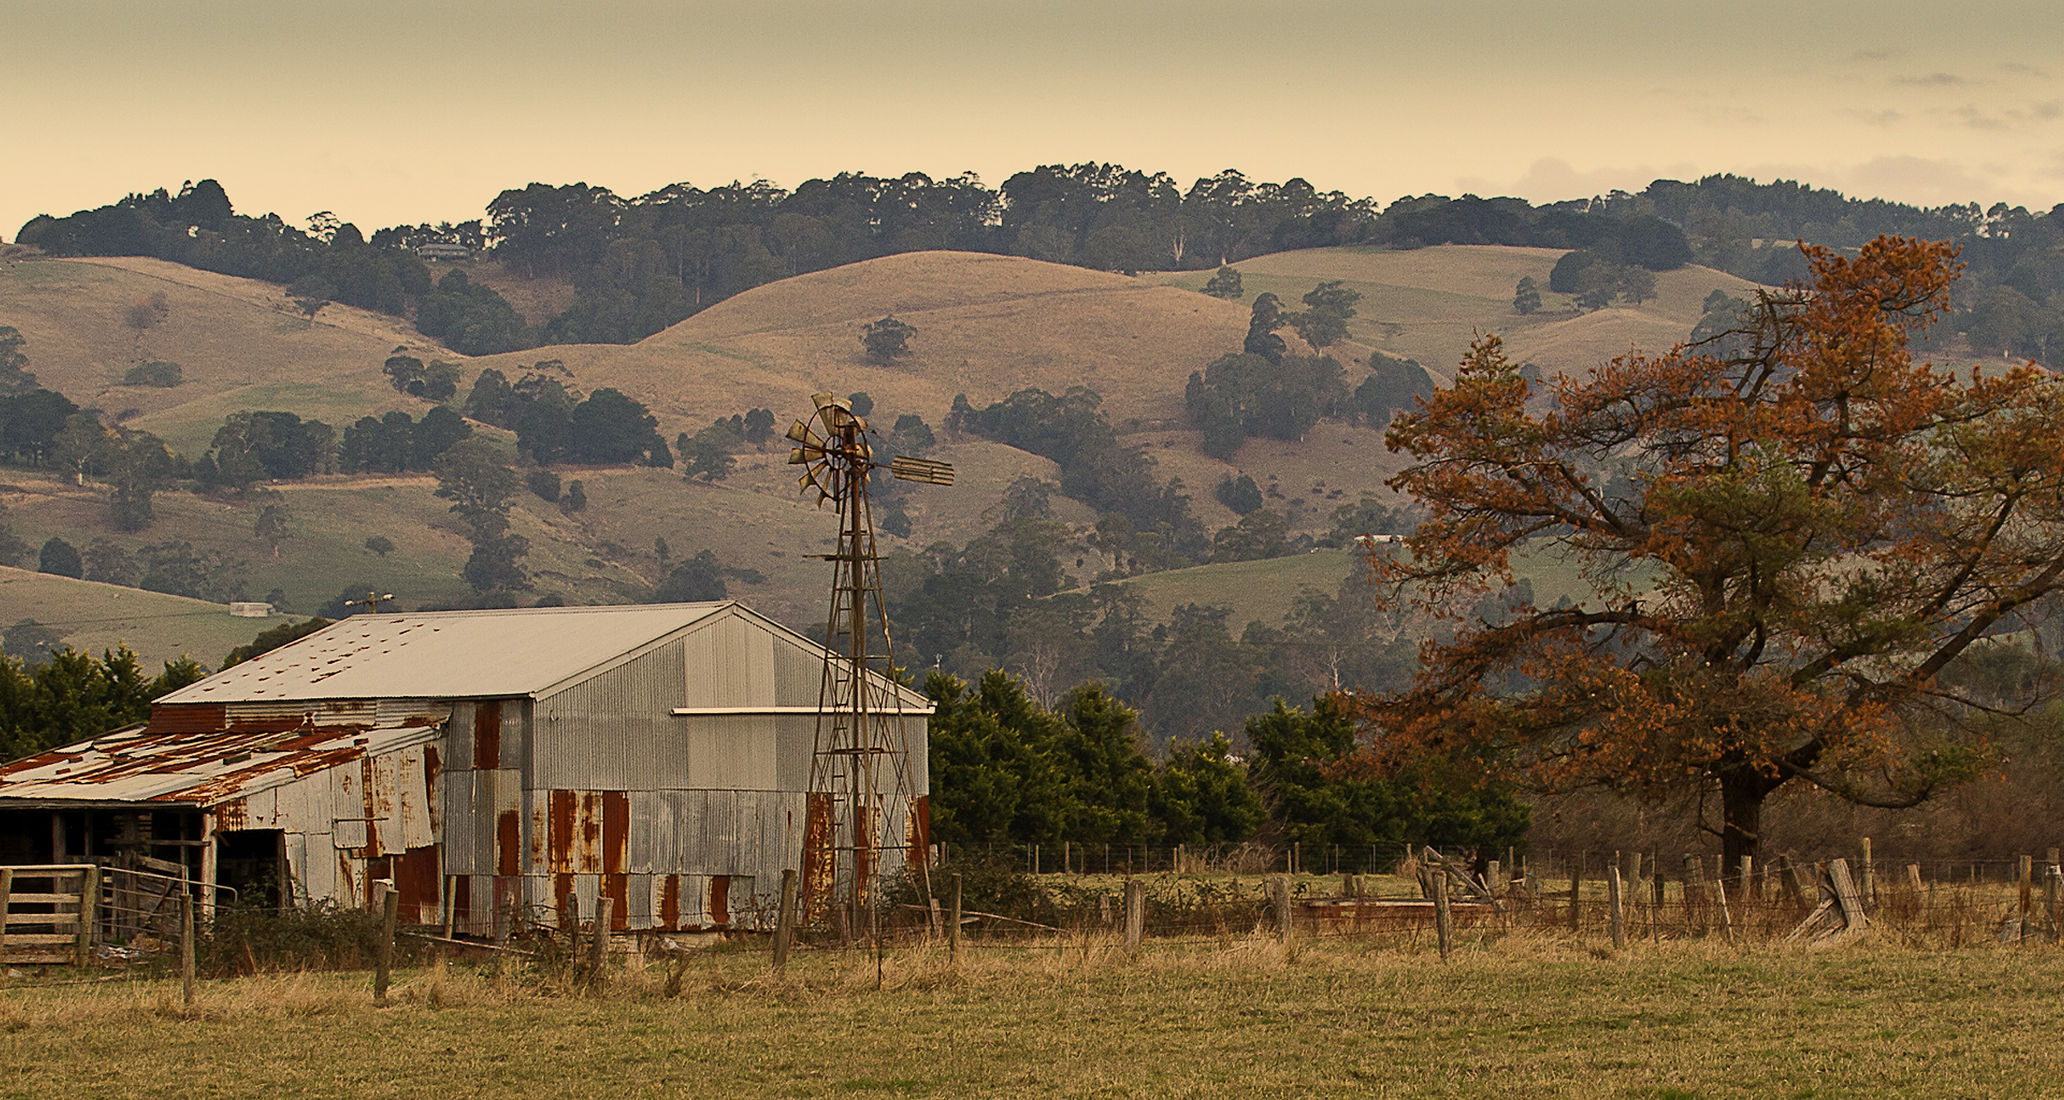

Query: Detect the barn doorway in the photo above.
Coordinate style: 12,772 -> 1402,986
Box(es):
215,829 -> 287,910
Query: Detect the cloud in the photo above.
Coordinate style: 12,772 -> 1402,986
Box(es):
1841,156 -> 2002,206
1849,108 -> 1905,127
1503,158 -> 1700,203
1952,106 -> 2007,131
1894,72 -> 1969,87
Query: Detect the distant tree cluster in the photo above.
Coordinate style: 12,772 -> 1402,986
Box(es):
70,537 -> 247,602
947,386 -> 1205,564
463,364 -> 670,467
195,411 -> 335,490
380,354 -> 463,401
1549,249 -> 1659,309
338,406 -> 472,474
1353,351 -> 1437,427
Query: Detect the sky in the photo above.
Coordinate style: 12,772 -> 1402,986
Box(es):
6,0 -> 2063,240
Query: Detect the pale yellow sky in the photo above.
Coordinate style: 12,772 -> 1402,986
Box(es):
6,1 -> 2061,239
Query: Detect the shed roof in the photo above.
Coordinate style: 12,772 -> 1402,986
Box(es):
160,603 -> 729,703
0,722 -> 438,807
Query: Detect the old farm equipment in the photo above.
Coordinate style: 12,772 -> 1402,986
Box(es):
788,392 -> 952,938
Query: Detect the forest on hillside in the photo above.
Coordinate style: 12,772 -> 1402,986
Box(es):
21,167 -> 2063,364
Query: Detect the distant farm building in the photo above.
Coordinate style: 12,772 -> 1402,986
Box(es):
415,242 -> 471,261
0,603 -> 931,939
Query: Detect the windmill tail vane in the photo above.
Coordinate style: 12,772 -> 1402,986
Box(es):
787,389 -> 953,937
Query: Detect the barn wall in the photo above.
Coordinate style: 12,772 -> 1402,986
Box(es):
207,739 -> 442,921
438,698 -> 527,937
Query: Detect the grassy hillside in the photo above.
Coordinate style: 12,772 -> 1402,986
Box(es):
1,243 -> 1736,641
0,565 -> 283,669
0,255 -> 440,456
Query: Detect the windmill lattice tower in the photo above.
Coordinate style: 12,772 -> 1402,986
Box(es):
786,392 -> 953,934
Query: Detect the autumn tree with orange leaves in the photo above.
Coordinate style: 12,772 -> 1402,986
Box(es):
1356,236 -> 2064,872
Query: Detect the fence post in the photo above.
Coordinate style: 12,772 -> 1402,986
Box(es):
1738,855 -> 1754,908
441,875 -> 458,939
2019,855 -> 2034,941
774,868 -> 798,975
1682,855 -> 1707,934
949,875 -> 965,961
1906,862 -> 1924,901
1568,853 -> 1584,933
1859,837 -> 1874,914
1432,868 -> 1454,960
373,882 -> 399,1005
2047,865 -> 2062,942
1270,875 -> 1293,944
1649,856 -> 1663,942
1607,866 -> 1626,949
589,897 -> 612,989
181,893 -> 197,1007
1713,874 -> 1733,942
74,865 -> 100,966
1124,878 -> 1144,952
0,868 -> 10,957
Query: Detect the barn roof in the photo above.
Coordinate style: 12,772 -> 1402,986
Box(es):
0,721 -> 439,807
160,603 -> 730,704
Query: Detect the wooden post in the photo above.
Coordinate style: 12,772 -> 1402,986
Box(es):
1607,866 -> 1626,949
1432,868 -> 1454,960
949,873 -> 966,965
1123,878 -> 1144,952
2047,865 -> 2062,941
2019,854 -> 2034,939
773,868 -> 798,975
181,893 -> 196,1008
1827,859 -> 1866,930
1271,875 -> 1292,943
1738,856 -> 1754,907
1713,874 -> 1733,943
1783,858 -> 1816,916
1859,837 -> 1874,914
75,865 -> 100,965
1568,852 -> 1584,933
1906,862 -> 1925,899
373,883 -> 398,1005
1033,843 -> 1040,876
441,875 -> 458,939
589,897 -> 612,989
1649,857 -> 1663,942
0,867 -> 12,957
1485,860 -> 1501,893
1293,841 -> 1302,877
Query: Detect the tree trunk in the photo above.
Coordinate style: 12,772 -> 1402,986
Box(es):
1719,773 -> 1767,890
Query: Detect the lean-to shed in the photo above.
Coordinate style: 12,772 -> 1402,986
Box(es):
0,602 -> 931,936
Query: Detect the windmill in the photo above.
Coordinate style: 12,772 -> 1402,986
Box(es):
787,392 -> 953,936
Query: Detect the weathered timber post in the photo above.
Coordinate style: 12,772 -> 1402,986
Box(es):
1607,866 -> 1626,950
1124,879 -> 1144,953
774,868 -> 798,975
1649,856 -> 1664,942
442,875 -> 458,940
1860,838 -> 1875,915
1485,861 -> 1501,894
1568,853 -> 1584,933
1682,855 -> 1707,935
1271,875 -> 1292,944
2047,865 -> 2063,942
75,865 -> 100,966
589,897 -> 612,989
1906,863 -> 1925,900
563,894 -> 582,979
0,868 -> 11,957
1827,859 -> 1866,930
1783,858 -> 1816,916
374,883 -> 399,1006
950,873 -> 966,966
1432,868 -> 1454,960
1713,874 -> 1734,943
2020,855 -> 2035,941
181,893 -> 197,1008
1738,856 -> 1754,909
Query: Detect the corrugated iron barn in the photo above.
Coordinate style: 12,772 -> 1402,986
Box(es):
0,602 -> 930,937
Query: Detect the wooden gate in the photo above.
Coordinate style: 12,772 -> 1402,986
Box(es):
0,865 -> 101,965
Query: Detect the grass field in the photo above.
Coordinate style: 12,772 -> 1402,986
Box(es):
3,937 -> 2059,1098
0,566 -> 281,669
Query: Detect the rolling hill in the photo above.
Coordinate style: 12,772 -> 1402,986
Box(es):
1,243 -> 1755,662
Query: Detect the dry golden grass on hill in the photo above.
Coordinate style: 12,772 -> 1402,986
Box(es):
0,244 -> 1760,640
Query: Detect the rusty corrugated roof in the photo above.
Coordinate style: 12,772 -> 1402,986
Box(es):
159,602 -> 729,703
0,722 -> 438,806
